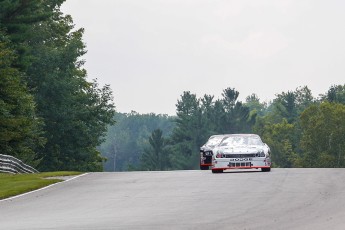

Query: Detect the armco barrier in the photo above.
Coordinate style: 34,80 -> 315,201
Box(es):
0,154 -> 39,174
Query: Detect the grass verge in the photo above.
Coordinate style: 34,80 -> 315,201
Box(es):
0,171 -> 82,200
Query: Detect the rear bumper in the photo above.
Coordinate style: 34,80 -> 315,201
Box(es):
212,157 -> 271,170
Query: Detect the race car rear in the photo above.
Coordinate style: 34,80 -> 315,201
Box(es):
212,152 -> 271,173
199,135 -> 229,170
210,134 -> 272,173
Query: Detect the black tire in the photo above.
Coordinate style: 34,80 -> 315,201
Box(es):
212,169 -> 223,173
200,165 -> 209,170
261,167 -> 271,172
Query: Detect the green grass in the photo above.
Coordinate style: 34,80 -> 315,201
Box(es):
0,171 -> 83,200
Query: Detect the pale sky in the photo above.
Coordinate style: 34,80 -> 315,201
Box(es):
61,0 -> 345,115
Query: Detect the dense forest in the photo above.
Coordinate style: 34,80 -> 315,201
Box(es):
1,1 -> 345,172
100,85 -> 345,171
0,1 -> 115,171
99,112 -> 174,171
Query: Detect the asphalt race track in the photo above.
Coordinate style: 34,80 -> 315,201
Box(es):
1,168 -> 345,230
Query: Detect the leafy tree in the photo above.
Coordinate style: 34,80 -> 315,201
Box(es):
220,87 -> 254,133
0,0 -> 62,70
274,91 -> 297,123
200,94 -> 217,137
212,99 -> 226,134
140,129 -> 169,171
245,93 -> 267,116
1,1 -> 116,171
321,84 -> 345,104
0,38 -> 44,166
169,91 -> 202,169
222,87 -> 239,110
270,86 -> 314,124
260,119 -> 298,168
294,86 -> 314,112
23,8 -> 115,171
300,102 -> 345,167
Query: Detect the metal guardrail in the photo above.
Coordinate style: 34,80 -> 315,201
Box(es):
0,154 -> 39,174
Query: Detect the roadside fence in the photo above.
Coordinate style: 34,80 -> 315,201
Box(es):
0,154 -> 39,174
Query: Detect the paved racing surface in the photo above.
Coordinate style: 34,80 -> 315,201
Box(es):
1,169 -> 345,230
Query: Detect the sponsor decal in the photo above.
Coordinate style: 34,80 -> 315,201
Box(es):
229,158 -> 253,161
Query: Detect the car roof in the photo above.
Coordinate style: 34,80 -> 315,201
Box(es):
210,134 -> 259,138
222,134 -> 260,137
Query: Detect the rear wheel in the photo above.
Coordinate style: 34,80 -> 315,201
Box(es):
261,167 -> 271,172
200,165 -> 209,170
212,169 -> 223,173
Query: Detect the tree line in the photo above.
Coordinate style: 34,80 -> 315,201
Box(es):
0,0 -> 115,171
101,85 -> 345,171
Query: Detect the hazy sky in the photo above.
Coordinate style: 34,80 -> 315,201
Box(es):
61,0 -> 345,115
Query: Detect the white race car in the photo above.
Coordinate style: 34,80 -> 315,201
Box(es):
211,134 -> 271,173
200,134 -> 229,170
